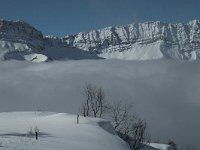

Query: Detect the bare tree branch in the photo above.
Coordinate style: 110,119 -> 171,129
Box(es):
80,84 -> 107,118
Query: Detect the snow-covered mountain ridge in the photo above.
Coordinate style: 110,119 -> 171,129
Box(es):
0,19 -> 200,62
64,20 -> 200,60
0,20 -> 99,62
0,20 -> 44,50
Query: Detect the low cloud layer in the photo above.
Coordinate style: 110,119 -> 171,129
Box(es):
0,60 -> 200,149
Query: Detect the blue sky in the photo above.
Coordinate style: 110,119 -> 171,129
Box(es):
0,0 -> 199,36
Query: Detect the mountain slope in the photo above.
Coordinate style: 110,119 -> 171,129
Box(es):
0,112 -> 171,150
0,20 -> 100,62
64,20 -> 200,61
0,112 -> 130,150
0,19 -> 200,61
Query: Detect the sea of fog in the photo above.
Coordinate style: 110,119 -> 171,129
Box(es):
0,59 -> 199,149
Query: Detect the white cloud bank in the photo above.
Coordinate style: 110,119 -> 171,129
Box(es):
0,59 -> 200,149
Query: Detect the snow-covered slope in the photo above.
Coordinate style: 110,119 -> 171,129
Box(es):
0,112 -> 130,150
0,19 -> 200,61
0,112 -> 170,150
64,20 -> 200,61
0,20 -> 100,62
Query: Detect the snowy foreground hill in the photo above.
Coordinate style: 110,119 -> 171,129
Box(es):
0,112 -> 170,150
0,19 -> 200,62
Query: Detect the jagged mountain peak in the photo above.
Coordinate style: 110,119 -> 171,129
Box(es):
62,20 -> 200,61
0,19 -> 43,37
0,19 -> 44,51
0,19 -> 200,62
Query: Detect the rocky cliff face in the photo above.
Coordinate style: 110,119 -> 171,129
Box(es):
0,19 -> 200,62
63,20 -> 200,60
0,20 -> 48,62
0,20 -> 45,50
0,20 -> 99,62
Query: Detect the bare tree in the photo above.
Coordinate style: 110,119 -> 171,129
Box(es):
130,119 -> 147,150
97,87 -> 106,117
80,84 -> 107,118
80,84 -> 95,117
80,85 -> 149,150
108,100 -> 149,150
85,84 -> 93,117
80,101 -> 87,117
108,101 -> 132,134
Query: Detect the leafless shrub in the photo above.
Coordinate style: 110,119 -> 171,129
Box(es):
108,100 -> 148,150
80,84 -> 149,150
108,101 -> 132,134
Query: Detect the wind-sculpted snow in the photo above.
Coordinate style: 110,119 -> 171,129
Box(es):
0,19 -> 200,61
